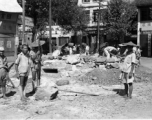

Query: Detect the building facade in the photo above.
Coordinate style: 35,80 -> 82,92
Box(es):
137,5 -> 152,57
41,25 -> 73,53
17,15 -> 34,46
0,0 -> 22,56
78,0 -> 109,51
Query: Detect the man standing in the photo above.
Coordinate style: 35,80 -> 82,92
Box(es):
15,44 -> 32,101
85,44 -> 90,55
30,46 -> 41,92
0,47 -> 9,99
120,46 -> 136,99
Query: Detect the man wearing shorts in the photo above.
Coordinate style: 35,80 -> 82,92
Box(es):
0,46 -> 8,99
120,46 -> 136,99
15,44 -> 33,101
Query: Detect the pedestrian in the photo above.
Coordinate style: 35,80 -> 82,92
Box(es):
120,46 -> 136,99
73,45 -> 77,54
135,46 -> 141,67
15,44 -> 33,101
85,44 -> 90,55
30,46 -> 41,92
17,43 -> 23,55
0,46 -> 9,99
103,46 -> 117,60
69,47 -> 73,55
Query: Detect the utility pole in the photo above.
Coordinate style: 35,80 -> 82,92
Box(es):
49,0 -> 52,53
96,0 -> 101,53
22,0 -> 26,44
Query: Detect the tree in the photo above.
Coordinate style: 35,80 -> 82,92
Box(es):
52,0 -> 89,44
18,0 -> 89,46
135,0 -> 152,7
23,0 -> 49,41
101,0 -> 137,43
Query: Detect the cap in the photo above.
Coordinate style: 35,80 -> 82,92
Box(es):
0,46 -> 4,51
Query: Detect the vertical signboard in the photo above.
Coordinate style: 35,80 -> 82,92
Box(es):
148,34 -> 151,56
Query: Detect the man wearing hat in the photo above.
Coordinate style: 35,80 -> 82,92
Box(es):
0,46 -> 8,99
0,46 -> 15,99
119,44 -> 137,99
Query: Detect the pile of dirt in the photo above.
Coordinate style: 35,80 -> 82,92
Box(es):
78,68 -> 121,86
78,66 -> 152,86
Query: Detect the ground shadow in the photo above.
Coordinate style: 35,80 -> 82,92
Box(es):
26,88 -> 37,97
113,89 -> 126,96
6,91 -> 16,97
43,68 -> 58,73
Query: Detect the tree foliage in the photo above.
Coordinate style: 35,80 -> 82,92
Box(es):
135,0 -> 152,7
18,0 -> 89,40
25,0 -> 49,40
101,0 -> 137,42
52,0 -> 89,33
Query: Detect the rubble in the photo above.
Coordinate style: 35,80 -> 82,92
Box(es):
66,54 -> 81,65
56,80 -> 70,86
35,87 -> 58,101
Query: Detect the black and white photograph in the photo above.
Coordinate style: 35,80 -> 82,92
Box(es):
0,0 -> 152,119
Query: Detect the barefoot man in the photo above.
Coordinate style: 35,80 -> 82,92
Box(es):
15,44 -> 33,101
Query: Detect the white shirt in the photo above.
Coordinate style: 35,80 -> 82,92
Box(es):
121,53 -> 136,73
86,45 -> 89,51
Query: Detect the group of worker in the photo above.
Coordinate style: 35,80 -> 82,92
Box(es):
0,40 -> 141,101
0,44 -> 41,101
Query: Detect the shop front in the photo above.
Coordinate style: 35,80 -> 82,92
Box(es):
85,26 -> 105,52
139,21 -> 152,57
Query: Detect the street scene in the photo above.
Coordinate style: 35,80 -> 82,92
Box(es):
0,0 -> 152,119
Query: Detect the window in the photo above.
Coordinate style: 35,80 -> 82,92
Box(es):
140,7 -> 152,21
59,37 -> 69,46
6,14 -> 12,19
93,10 -> 99,22
1,13 -> 5,19
83,0 -> 90,3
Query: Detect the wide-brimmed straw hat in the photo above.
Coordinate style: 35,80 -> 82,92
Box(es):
119,41 -> 139,47
122,41 -> 138,47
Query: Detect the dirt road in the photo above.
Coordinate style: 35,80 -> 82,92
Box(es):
0,64 -> 152,119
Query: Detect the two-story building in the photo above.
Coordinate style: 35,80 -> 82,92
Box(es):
136,0 -> 152,57
17,15 -> 34,45
40,25 -> 73,53
0,0 -> 22,56
78,0 -> 109,51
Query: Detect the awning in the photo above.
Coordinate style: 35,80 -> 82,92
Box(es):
0,0 -> 22,13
